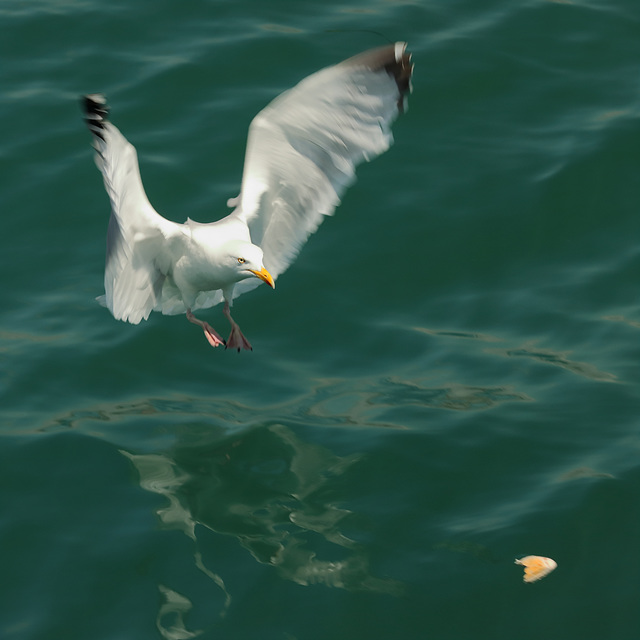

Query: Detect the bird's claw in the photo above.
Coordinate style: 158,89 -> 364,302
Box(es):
203,324 -> 226,348
225,325 -> 253,352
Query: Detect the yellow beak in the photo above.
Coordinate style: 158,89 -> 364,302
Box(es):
249,266 -> 275,289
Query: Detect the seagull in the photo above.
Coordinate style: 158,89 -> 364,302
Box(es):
83,42 -> 413,351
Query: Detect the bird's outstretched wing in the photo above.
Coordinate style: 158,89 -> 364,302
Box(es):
83,95 -> 184,323
229,42 -> 413,298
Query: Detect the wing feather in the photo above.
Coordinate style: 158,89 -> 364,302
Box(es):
229,42 -> 413,297
83,95 -> 184,323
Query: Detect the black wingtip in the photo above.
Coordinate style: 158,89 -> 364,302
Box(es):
381,43 -> 413,113
344,42 -> 414,112
81,93 -> 110,141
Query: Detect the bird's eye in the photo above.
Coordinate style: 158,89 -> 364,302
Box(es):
237,257 -> 246,264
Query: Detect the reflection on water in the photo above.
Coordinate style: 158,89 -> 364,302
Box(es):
370,378 -> 531,412
603,315 -> 640,330
494,344 -> 617,382
413,324 -> 618,383
120,449 -> 231,639
156,584 -> 202,640
47,369 -> 533,439
555,466 -> 615,482
412,327 -> 501,342
122,422 -> 402,627
0,329 -> 66,349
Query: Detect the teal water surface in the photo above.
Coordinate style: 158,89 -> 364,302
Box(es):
1,1 -> 639,639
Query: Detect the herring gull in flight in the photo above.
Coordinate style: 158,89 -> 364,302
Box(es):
82,42 -> 413,350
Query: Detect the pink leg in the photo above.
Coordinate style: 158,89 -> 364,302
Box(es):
186,309 -> 225,348
223,302 -> 253,352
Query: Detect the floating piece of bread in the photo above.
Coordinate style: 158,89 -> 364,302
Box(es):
515,555 -> 557,583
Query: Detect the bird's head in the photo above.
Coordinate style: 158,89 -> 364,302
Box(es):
226,241 -> 275,289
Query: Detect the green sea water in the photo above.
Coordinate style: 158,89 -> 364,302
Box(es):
1,1 -> 639,638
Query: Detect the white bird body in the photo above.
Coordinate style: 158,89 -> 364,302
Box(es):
83,42 -> 413,350
173,219 -> 254,299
